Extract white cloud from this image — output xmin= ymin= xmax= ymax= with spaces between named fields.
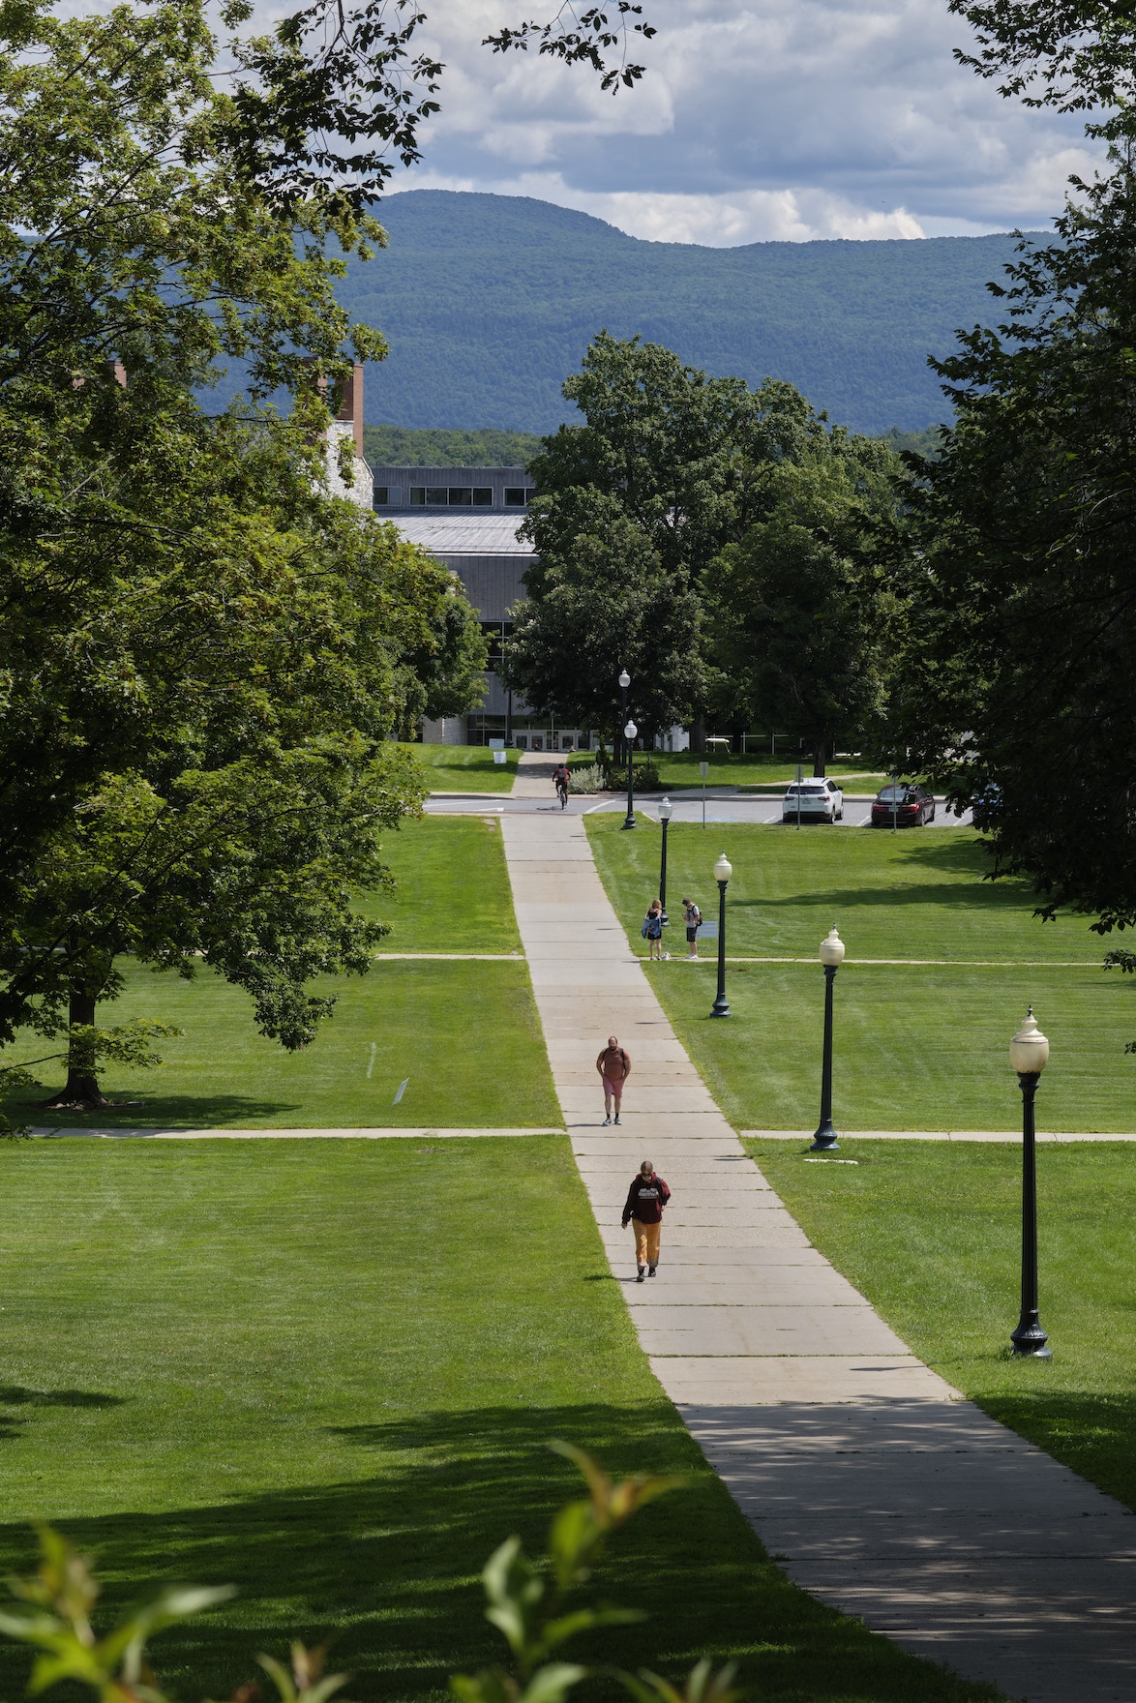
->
xmin=235 ymin=0 xmax=1110 ymax=242
xmin=393 ymin=171 xmax=928 ymax=243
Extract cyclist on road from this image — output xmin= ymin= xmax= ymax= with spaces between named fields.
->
xmin=552 ymin=762 xmax=570 ymax=808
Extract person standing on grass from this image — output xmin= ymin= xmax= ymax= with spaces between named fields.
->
xmin=682 ymin=896 xmax=702 ymax=960
xmin=622 ymin=1160 xmax=670 ymax=1281
xmin=596 ymin=1035 xmax=631 ymax=1125
xmin=643 ymin=898 xmax=665 ymax=960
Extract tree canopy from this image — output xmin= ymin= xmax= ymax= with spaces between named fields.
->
xmin=502 ymin=332 xmax=904 ymax=762
xmin=0 ymin=0 xmax=632 ymax=1111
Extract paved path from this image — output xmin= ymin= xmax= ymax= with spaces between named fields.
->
xmin=501 ymin=810 xmax=1136 ymax=1703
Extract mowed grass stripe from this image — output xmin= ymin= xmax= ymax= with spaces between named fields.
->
xmin=630 ymin=960 xmax=1136 ymax=1133
xmin=0 ymin=1142 xmax=999 ymax=1703
xmin=587 ymin=816 xmax=1105 ymax=963
xmin=3 ymin=959 xmax=559 ymax=1129
xmin=585 ymin=817 xmax=1135 ymax=1132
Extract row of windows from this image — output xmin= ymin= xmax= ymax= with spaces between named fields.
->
xmin=372 ymin=485 xmax=537 ymax=507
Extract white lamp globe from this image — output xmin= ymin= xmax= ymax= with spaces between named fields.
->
xmin=714 ymin=851 xmax=733 ymax=884
xmin=625 ymin=720 xmax=637 ymax=740
xmin=819 ymin=925 xmax=846 ymax=968
xmin=618 ymin=670 xmax=631 ymax=689
xmin=658 ymin=796 xmax=673 ymax=821
xmin=1010 ymin=1007 xmax=1049 ymax=1075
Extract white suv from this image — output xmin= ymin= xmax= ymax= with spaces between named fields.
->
xmin=782 ymin=778 xmax=844 ymax=823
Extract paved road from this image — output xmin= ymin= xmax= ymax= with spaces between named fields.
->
xmin=428 ymin=791 xmax=974 ymax=827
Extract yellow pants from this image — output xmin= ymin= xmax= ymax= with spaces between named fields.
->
xmin=633 ymin=1218 xmax=661 ymax=1267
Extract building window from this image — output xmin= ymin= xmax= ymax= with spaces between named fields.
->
xmin=480 ymin=619 xmax=512 ymax=670
xmin=505 ymin=488 xmax=525 ymax=506
xmin=473 ymin=488 xmax=492 ymax=505
xmin=526 ymin=488 xmax=537 ymax=504
xmin=373 ymin=486 xmax=400 ymax=506
xmin=449 ymin=487 xmax=472 ymax=505
xmin=409 ymin=487 xmax=425 ymax=505
xmin=426 ymin=487 xmax=448 ymax=503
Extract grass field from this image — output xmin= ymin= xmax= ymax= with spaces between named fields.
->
xmin=586 ymin=820 xmax=1136 ymax=1131
xmin=627 ymin=751 xmax=887 ymax=791
xmin=5 ymin=818 xmax=537 ymax=1128
xmin=359 ymin=817 xmax=520 ymax=954
xmin=4 ymin=960 xmax=557 ymax=1129
xmin=752 ymin=1138 xmax=1136 ymax=1516
xmin=403 ymin=743 xmax=518 ymax=793
xmin=0 ymin=1141 xmax=1001 ymax=1703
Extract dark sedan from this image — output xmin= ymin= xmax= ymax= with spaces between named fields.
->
xmin=871 ymin=783 xmax=936 ymax=827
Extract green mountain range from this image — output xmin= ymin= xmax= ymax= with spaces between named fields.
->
xmin=333 ymin=191 xmax=1043 ymax=438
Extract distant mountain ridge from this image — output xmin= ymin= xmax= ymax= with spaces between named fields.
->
xmin=211 ymin=192 xmax=1040 ymax=438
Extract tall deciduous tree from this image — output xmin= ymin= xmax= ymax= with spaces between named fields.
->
xmin=886 ymin=153 xmax=1136 ymax=933
xmin=501 ymin=333 xmax=837 ymax=745
xmin=704 ymin=441 xmax=904 ymax=776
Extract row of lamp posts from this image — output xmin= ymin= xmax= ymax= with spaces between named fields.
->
xmin=618 ymin=665 xmax=1051 ymax=1361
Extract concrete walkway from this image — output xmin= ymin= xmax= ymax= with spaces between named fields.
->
xmin=501 ymin=811 xmax=1136 ymax=1703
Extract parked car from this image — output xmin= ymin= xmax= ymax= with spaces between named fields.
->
xmin=782 ymin=778 xmax=844 ymax=823
xmin=871 ymin=783 xmax=936 ymax=827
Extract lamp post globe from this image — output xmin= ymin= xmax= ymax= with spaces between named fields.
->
xmin=1009 ymin=1007 xmax=1052 ymax=1359
xmin=811 ymin=924 xmax=844 ymax=1151
xmin=617 ymin=669 xmax=630 ymax=767
xmin=658 ymin=796 xmax=673 ymax=922
xmin=710 ymin=851 xmax=732 ymax=1018
xmin=622 ymin=718 xmax=638 ymax=831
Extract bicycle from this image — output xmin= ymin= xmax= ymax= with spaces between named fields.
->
xmin=556 ymin=779 xmax=569 ymax=809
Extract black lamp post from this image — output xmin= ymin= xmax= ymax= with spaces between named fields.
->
xmin=709 ymin=851 xmax=732 ymax=1018
xmin=1009 ymin=1008 xmax=1053 ymax=1359
xmin=811 ymin=925 xmax=845 ymax=1151
xmin=623 ymin=717 xmax=637 ymax=830
xmin=618 ymin=668 xmax=630 ymax=767
xmin=658 ymin=796 xmax=672 ymax=923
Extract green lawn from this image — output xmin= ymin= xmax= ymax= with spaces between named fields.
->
xmin=0 ymin=1141 xmax=1001 ymax=1703
xmin=586 ymin=820 xmax=1136 ymax=1131
xmin=751 ymin=1138 xmax=1136 ymax=1517
xmin=5 ymin=818 xmax=533 ymax=1128
xmin=5 ymin=960 xmax=558 ymax=1129
xmin=359 ymin=816 xmax=521 ymax=954
xmin=628 ymin=751 xmax=886 ymax=791
xmin=403 ymin=743 xmax=518 ymax=793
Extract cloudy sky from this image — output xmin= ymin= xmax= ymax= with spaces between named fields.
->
xmin=378 ymin=0 xmax=1102 ymax=244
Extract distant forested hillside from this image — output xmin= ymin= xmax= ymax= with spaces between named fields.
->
xmin=326 ymin=192 xmax=1041 ymax=437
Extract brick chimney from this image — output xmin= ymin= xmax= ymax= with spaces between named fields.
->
xmin=335 ymin=364 xmax=364 ymax=458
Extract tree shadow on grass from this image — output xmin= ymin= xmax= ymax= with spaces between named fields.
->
xmin=0 ymin=1387 xmax=126 ymax=1409
xmin=8 ymin=1093 xmax=302 ymax=1129
xmin=0 ymin=1404 xmax=999 ymax=1703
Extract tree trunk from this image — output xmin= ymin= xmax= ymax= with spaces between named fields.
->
xmin=813 ymin=739 xmax=827 ymax=778
xmin=690 ymin=715 xmax=706 ymax=754
xmin=39 ymin=984 xmax=108 ymax=1109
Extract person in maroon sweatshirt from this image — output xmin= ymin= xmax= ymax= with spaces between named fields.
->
xmin=621 ymin=1160 xmax=671 ymax=1281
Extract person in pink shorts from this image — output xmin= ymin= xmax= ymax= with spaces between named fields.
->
xmin=596 ymin=1035 xmax=631 ymax=1125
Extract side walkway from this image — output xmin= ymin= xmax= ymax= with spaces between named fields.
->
xmin=501 ymin=811 xmax=1136 ymax=1703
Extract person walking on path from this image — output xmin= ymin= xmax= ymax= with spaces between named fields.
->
xmin=682 ymin=897 xmax=702 ymax=960
xmin=622 ymin=1160 xmax=671 ymax=1281
xmin=642 ymin=898 xmax=665 ymax=961
xmin=596 ymin=1035 xmax=631 ymax=1125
